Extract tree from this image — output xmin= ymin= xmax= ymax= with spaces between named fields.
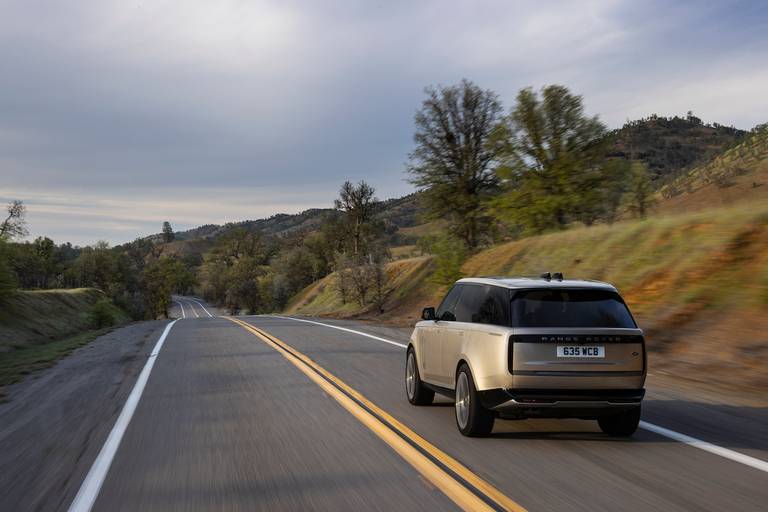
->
xmin=491 ymin=85 xmax=609 ymax=233
xmin=196 ymin=228 xmax=273 ymax=308
xmin=624 ymin=162 xmax=655 ymax=219
xmin=140 ymin=257 xmax=193 ymax=318
xmin=334 ymin=181 xmax=380 ymax=256
xmin=0 ymin=241 xmax=16 ymax=297
xmin=423 ymin=234 xmax=467 ymax=285
xmin=408 ymin=79 xmax=503 ymax=249
xmin=162 ymin=221 xmax=175 ymax=243
xmin=0 ymin=200 xmax=28 ymax=240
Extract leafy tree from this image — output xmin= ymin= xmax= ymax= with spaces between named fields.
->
xmin=0 ymin=200 xmax=28 ymax=240
xmin=408 ymin=79 xmax=503 ymax=249
xmin=140 ymin=257 xmax=193 ymax=318
xmin=422 ymin=234 xmax=466 ymax=285
xmin=624 ymin=162 xmax=655 ymax=219
xmin=226 ymin=257 xmax=266 ymax=314
xmin=0 ymin=241 xmax=17 ymax=297
xmin=197 ymin=228 xmax=274 ymax=311
xmin=162 ymin=221 xmax=175 ymax=243
xmin=491 ymin=85 xmax=608 ymax=234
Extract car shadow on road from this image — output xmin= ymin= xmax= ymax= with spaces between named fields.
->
xmin=428 ymin=399 xmax=768 ymax=450
xmin=486 ymin=400 xmax=768 ymax=452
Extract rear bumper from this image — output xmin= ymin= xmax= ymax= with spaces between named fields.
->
xmin=478 ymin=388 xmax=644 ymax=418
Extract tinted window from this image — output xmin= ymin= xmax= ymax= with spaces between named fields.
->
xmin=436 ymin=285 xmax=463 ymax=321
xmin=453 ymin=285 xmax=510 ymax=327
xmin=511 ymin=289 xmax=636 ymax=328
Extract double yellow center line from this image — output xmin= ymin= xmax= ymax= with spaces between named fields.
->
xmin=227 ymin=316 xmax=526 ymax=512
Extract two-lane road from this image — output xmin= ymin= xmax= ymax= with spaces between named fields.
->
xmin=58 ymin=309 xmax=768 ymax=510
xmin=170 ymin=296 xmax=219 ymax=319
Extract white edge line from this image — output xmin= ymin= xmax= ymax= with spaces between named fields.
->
xmin=271 ymin=316 xmax=768 ymax=474
xmin=267 ymin=315 xmax=407 ymax=348
xmin=189 ymin=298 xmax=213 ymax=317
xmin=639 ymin=421 xmax=768 ymax=473
xmin=172 ymin=300 xmax=186 ymax=319
xmin=68 ymin=320 xmax=178 ymax=512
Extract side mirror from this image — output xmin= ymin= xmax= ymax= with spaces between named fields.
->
xmin=421 ymin=307 xmax=436 ymax=321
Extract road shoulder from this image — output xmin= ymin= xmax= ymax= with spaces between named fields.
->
xmin=0 ymin=320 xmax=169 ymax=512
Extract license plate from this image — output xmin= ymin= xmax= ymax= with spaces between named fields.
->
xmin=557 ymin=346 xmax=604 ymax=358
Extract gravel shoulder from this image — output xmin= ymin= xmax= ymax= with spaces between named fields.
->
xmin=0 ymin=320 xmax=169 ymax=512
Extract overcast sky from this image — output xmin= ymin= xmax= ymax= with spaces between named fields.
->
xmin=1 ymin=0 xmax=767 ymax=246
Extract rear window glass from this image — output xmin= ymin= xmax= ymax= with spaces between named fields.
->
xmin=511 ymin=289 xmax=636 ymax=328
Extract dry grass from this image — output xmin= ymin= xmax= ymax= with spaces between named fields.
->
xmin=288 ymin=201 xmax=768 ymax=387
xmin=656 ymin=129 xmax=768 ymax=214
xmin=286 ymin=256 xmax=440 ymax=324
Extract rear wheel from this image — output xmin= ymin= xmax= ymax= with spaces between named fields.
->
xmin=405 ymin=348 xmax=434 ymax=405
xmin=455 ymin=364 xmax=495 ymax=437
xmin=598 ymin=406 xmax=641 ymax=436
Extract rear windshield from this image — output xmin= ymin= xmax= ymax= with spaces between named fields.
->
xmin=511 ymin=289 xmax=636 ymax=328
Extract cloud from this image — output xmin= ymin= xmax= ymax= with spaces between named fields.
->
xmin=0 ymin=0 xmax=766 ymax=244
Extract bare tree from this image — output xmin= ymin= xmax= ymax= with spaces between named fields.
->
xmin=334 ymin=181 xmax=379 ymax=256
xmin=0 ymin=200 xmax=28 ymax=240
xmin=408 ymin=79 xmax=503 ymax=249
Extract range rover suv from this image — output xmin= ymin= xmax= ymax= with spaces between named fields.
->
xmin=405 ymin=274 xmax=646 ymax=437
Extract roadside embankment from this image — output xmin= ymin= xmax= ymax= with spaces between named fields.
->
xmin=287 ymin=201 xmax=768 ymax=388
xmin=0 ymin=288 xmax=130 ymax=394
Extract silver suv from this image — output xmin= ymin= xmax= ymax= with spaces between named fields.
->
xmin=405 ymin=274 xmax=646 ymax=437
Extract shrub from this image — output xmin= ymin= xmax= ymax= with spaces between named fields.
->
xmin=88 ymin=299 xmax=117 ymax=329
xmin=428 ymin=234 xmax=467 ymax=285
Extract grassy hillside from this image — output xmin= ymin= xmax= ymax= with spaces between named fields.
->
xmin=0 ymin=288 xmax=130 ymax=395
xmin=285 ymin=256 xmax=438 ymax=321
xmin=0 ymin=288 xmax=129 ymax=350
xmin=288 ymin=201 xmax=768 ymax=387
xmin=657 ymin=128 xmax=768 ymax=214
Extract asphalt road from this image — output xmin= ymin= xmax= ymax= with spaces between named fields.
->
xmin=3 ymin=301 xmax=767 ymax=511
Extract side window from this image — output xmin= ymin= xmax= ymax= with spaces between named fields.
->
xmin=453 ymin=285 xmax=484 ymax=323
xmin=436 ymin=285 xmax=463 ymax=321
xmin=454 ymin=285 xmax=510 ymax=326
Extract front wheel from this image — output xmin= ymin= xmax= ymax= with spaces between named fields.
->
xmin=598 ymin=406 xmax=641 ymax=436
xmin=455 ymin=364 xmax=495 ymax=437
xmin=405 ymin=348 xmax=434 ymax=405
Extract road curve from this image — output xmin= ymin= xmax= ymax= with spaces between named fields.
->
xmin=5 ymin=311 xmax=767 ymax=511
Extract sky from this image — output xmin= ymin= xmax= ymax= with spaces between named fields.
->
xmin=1 ymin=0 xmax=767 ymax=246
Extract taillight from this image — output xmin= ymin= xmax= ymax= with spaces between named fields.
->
xmin=508 ymin=335 xmax=516 ymax=373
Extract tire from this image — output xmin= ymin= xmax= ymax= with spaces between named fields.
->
xmin=455 ymin=364 xmax=495 ymax=437
xmin=598 ymin=406 xmax=641 ymax=436
xmin=405 ymin=348 xmax=434 ymax=405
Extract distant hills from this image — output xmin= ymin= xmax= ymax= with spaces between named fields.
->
xmin=149 ymin=115 xmax=763 ymax=256
xmin=172 ymin=193 xmax=422 ymax=242
xmin=608 ymin=114 xmax=746 ymax=184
